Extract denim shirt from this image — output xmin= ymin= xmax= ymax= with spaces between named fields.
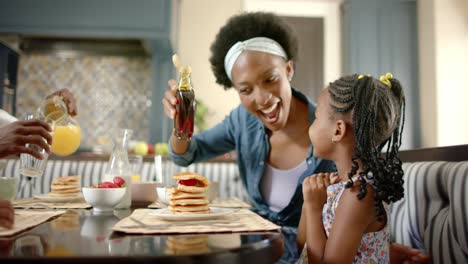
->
xmin=169 ymin=88 xmax=335 ymax=225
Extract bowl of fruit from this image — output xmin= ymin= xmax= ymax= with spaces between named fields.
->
xmin=82 ymin=176 xmax=127 ymax=212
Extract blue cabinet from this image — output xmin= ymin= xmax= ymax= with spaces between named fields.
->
xmin=0 ymin=0 xmax=178 ymax=143
xmin=341 ymin=0 xmax=420 ymax=149
xmin=0 ymin=0 xmax=173 ymax=39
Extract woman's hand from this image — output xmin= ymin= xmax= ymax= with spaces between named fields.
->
xmin=47 ymin=88 xmax=78 ymax=116
xmin=302 ymin=173 xmax=331 ymax=210
xmin=0 ymin=120 xmax=53 ymax=159
xmin=0 ymin=200 xmax=14 ymax=229
xmin=162 ymin=80 xmax=179 ymax=119
xmin=390 ymin=243 xmax=431 ymax=264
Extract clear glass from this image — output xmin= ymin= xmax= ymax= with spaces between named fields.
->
xmin=0 ymin=177 xmax=18 ymax=200
xmin=104 ymin=129 xmax=133 ymax=209
xmin=19 ymin=114 xmax=55 ymax=196
xmin=37 ymin=96 xmax=81 ymax=156
xmin=128 ymin=154 xmax=143 ymax=183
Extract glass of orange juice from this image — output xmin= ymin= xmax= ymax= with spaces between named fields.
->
xmin=38 ymin=97 xmax=81 ymax=156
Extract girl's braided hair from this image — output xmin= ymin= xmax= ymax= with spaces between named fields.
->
xmin=328 ymin=74 xmax=406 ymax=219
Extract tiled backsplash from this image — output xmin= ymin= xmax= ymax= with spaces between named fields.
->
xmin=17 ymin=54 xmax=153 ymax=150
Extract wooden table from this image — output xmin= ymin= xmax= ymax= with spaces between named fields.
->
xmin=0 ymin=207 xmax=283 ymax=263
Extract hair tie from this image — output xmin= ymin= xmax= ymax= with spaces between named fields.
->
xmin=379 ymin=72 xmax=393 ymax=88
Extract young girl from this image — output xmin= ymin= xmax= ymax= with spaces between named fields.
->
xmin=297 ymin=73 xmax=406 ymax=263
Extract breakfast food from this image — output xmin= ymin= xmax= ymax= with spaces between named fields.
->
xmin=168 ymin=172 xmax=210 ymax=214
xmin=165 ymin=236 xmax=209 ymax=255
xmin=90 ymin=176 xmax=126 ymax=188
xmin=49 ymin=175 xmax=81 ymax=197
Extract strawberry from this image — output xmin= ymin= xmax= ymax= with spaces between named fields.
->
xmin=113 ymin=176 xmax=126 ymax=187
xmin=98 ymin=182 xmax=119 ymax=188
xmin=179 ymin=179 xmax=197 ymax=186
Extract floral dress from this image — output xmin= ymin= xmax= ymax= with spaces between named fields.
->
xmin=297 ymin=181 xmax=390 ymax=264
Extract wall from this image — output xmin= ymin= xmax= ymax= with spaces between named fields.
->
xmin=177 ymin=0 xmax=242 ymax=129
xmin=418 ymin=0 xmax=468 ymax=147
xmin=244 ymin=0 xmax=342 ymax=86
xmin=16 ymin=54 xmax=152 ymax=150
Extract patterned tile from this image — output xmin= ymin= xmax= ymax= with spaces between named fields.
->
xmin=17 ymin=54 xmax=152 ymax=149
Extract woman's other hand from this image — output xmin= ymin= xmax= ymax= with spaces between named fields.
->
xmin=0 ymin=199 xmax=14 ymax=229
xmin=0 ymin=120 xmax=53 ymax=159
xmin=47 ymin=88 xmax=78 ymax=116
xmin=390 ymin=243 xmax=431 ymax=264
xmin=162 ymin=80 xmax=179 ymax=119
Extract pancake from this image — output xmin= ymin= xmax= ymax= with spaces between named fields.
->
xmin=169 ymin=172 xmax=211 ymax=214
xmin=168 ymin=204 xmax=210 ymax=212
xmin=49 ymin=175 xmax=81 ymax=197
xmin=169 ymin=198 xmax=209 ymax=206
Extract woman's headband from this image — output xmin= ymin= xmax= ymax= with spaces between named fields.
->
xmin=224 ymin=37 xmax=288 ymax=81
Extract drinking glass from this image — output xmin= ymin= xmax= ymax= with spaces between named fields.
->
xmin=128 ymin=154 xmax=143 ymax=183
xmin=19 ymin=114 xmax=55 ymax=197
xmin=0 ymin=177 xmax=18 ymax=200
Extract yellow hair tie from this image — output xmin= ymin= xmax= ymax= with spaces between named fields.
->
xmin=379 ymin=72 xmax=393 ymax=88
xmin=358 ymin=74 xmax=371 ymax=79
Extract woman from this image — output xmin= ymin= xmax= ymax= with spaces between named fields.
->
xmin=163 ymin=12 xmax=428 ymax=264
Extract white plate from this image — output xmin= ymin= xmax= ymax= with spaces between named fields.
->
xmin=34 ymin=193 xmax=83 ymax=203
xmin=149 ymin=207 xmax=237 ymax=221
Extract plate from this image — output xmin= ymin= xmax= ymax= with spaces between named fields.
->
xmin=149 ymin=207 xmax=237 ymax=221
xmin=34 ymin=193 xmax=83 ymax=203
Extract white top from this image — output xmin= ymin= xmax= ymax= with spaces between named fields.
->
xmin=261 ymin=160 xmax=307 ymax=212
xmin=0 ymin=109 xmax=17 ymax=127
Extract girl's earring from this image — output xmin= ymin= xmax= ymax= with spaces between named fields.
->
xmin=331 ymin=138 xmax=336 ymax=143
xmin=288 ymin=75 xmax=293 ymax=82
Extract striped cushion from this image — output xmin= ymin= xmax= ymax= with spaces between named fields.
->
xmin=389 ymin=161 xmax=468 ymax=264
xmin=2 ymin=159 xmax=249 ymax=202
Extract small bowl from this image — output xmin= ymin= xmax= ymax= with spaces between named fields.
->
xmin=156 ymin=187 xmax=170 ymax=205
xmin=131 ymin=182 xmax=160 ymax=202
xmin=82 ymin=187 xmax=126 ymax=212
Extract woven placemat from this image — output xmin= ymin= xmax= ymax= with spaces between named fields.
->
xmin=12 ymin=198 xmax=91 ymax=209
xmin=113 ymin=208 xmax=279 ymax=234
xmin=148 ymin=197 xmax=251 ymax=209
xmin=0 ymin=210 xmax=66 ymax=237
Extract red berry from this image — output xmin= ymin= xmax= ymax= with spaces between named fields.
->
xmin=98 ymin=182 xmax=119 ymax=188
xmin=179 ymin=179 xmax=197 ymax=186
xmin=113 ymin=176 xmax=126 ymax=187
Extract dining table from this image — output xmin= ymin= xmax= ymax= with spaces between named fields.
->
xmin=0 ymin=203 xmax=284 ymax=264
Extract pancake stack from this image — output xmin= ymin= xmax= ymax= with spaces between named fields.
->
xmin=167 ymin=172 xmax=210 ymax=214
xmin=49 ymin=175 xmax=81 ymax=197
xmin=164 ymin=236 xmax=209 ymax=255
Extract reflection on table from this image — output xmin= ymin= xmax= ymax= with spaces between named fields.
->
xmin=0 ymin=207 xmax=283 ymax=263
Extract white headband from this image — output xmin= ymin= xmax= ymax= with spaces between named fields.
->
xmin=224 ymin=37 xmax=288 ymax=81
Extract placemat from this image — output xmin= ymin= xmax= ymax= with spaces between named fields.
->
xmin=0 ymin=210 xmax=66 ymax=237
xmin=12 ymin=198 xmax=91 ymax=209
xmin=113 ymin=208 xmax=279 ymax=234
xmin=148 ymin=197 xmax=251 ymax=209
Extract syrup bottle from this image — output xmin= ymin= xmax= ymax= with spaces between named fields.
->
xmin=174 ymin=65 xmax=196 ymax=140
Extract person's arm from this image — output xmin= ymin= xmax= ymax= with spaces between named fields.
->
xmin=0 ymin=109 xmax=17 ymax=127
xmin=297 ymin=205 xmax=307 ymax=252
xmin=302 ymin=173 xmax=333 ymax=263
xmin=320 ymin=184 xmax=376 ymax=263
xmin=298 ymin=173 xmax=339 ymax=253
xmin=390 ymin=243 xmax=431 ymax=264
xmin=0 ymin=200 xmax=14 ymax=229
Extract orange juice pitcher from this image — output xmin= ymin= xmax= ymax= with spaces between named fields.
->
xmin=38 ymin=96 xmax=81 ymax=156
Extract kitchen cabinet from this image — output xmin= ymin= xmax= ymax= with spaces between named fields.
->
xmin=0 ymin=0 xmax=179 ymax=143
